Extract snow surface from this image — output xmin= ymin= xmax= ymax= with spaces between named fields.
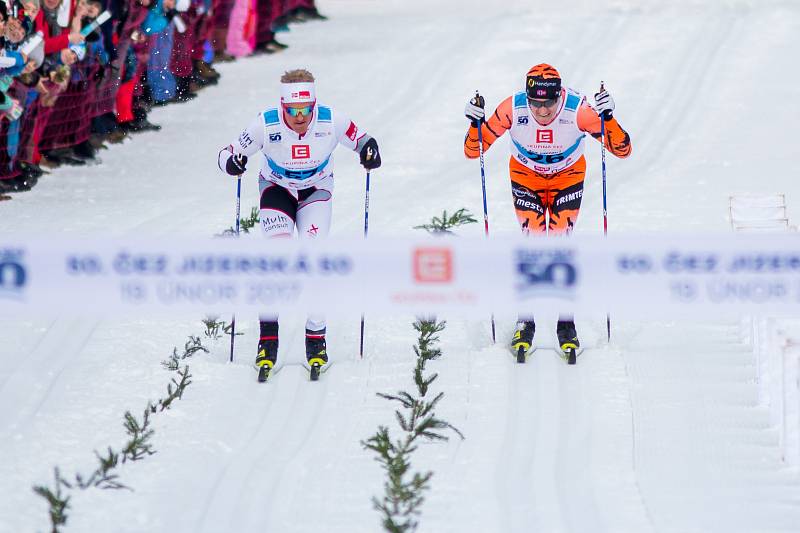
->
xmin=2 ymin=0 xmax=800 ymax=531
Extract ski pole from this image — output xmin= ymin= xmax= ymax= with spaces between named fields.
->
xmin=475 ymin=90 xmax=496 ymax=344
xmin=359 ymin=170 xmax=371 ymax=359
xmin=599 ymin=82 xmax=611 ymax=342
xmin=229 ymin=174 xmax=242 ymax=363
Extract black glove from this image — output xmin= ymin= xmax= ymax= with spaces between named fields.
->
xmin=359 ymin=137 xmax=381 ymax=170
xmin=225 ymin=153 xmax=248 ymax=175
xmin=465 ymin=93 xmax=485 ymax=127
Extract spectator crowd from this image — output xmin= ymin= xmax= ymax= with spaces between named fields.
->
xmin=0 ymin=0 xmax=323 ymax=195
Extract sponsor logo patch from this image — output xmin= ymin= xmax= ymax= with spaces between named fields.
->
xmin=238 ymin=132 xmax=254 ymax=149
xmin=413 ymin=248 xmax=453 ymax=284
xmin=536 ymin=130 xmax=553 ymax=143
xmin=555 ymin=189 xmax=583 ymax=207
xmin=261 ymin=214 xmax=291 ymax=234
xmin=345 ymin=122 xmax=358 ymax=141
xmin=292 ymin=145 xmax=311 ymax=159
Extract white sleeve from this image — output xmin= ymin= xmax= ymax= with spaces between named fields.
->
xmin=217 ymin=115 xmax=264 ymax=172
xmin=333 ymin=111 xmax=366 ymax=152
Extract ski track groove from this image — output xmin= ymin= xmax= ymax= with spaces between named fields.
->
xmin=195 ymin=369 xmax=305 ymax=533
xmin=617 ymin=12 xmax=739 ymax=181
xmin=557 ymin=352 xmax=607 ymax=533
xmin=489 ymin=9 xmax=626 ymax=530
xmin=0 ymin=318 xmax=55 ymax=393
xmin=0 ymin=318 xmax=98 ymax=441
xmin=191 ymin=384 xmax=276 ymax=531
xmin=533 ymin=350 xmax=565 ymax=532
xmin=267 ymin=359 xmax=376 ymax=532
xmin=193 ymin=319 xmax=306 ymax=532
xmin=370 ymin=14 xmax=492 ymax=228
xmin=251 ymin=367 xmax=330 ymax=532
xmin=496 ymin=352 xmax=536 ymax=532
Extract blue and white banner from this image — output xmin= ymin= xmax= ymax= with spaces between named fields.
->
xmin=1 ymin=235 xmax=799 ymax=317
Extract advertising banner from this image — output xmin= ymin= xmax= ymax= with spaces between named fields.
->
xmin=1 ymin=234 xmax=799 ymax=317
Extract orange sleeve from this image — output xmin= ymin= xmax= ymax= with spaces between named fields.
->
xmin=464 ymin=96 xmax=513 ymax=159
xmin=576 ymin=102 xmax=632 ymax=159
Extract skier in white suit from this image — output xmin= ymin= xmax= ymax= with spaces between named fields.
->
xmin=218 ymin=68 xmax=381 ymax=382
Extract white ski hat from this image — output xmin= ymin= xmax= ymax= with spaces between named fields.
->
xmin=280 ymin=82 xmax=315 ymax=104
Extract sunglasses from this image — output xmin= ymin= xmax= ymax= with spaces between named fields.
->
xmin=283 ymin=104 xmax=314 ymax=117
xmin=527 ymin=98 xmax=559 ymax=109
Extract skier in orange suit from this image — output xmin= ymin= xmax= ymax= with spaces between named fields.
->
xmin=463 ymin=63 xmax=632 ymax=358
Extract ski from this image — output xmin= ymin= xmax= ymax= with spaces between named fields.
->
xmin=561 ymin=347 xmax=577 ymax=365
xmin=310 ymin=362 xmax=321 ymax=381
xmin=257 ymin=364 xmax=272 ymax=382
xmin=510 ymin=344 xmax=535 ymax=363
xmin=303 ymin=360 xmax=332 ymax=381
xmin=557 ymin=345 xmax=580 ymax=365
xmin=253 ymin=361 xmax=331 ymax=382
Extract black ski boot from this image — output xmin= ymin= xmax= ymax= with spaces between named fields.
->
xmin=556 ymin=320 xmax=580 ymax=365
xmin=510 ymin=320 xmax=535 ymax=363
xmin=305 ymin=329 xmax=328 ymax=381
xmin=256 ymin=337 xmax=278 ymax=382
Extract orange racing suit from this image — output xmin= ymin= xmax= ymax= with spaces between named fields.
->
xmin=465 ymin=87 xmax=631 ymax=234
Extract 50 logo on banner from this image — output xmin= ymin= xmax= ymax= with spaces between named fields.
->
xmin=514 ymin=247 xmax=577 ymax=299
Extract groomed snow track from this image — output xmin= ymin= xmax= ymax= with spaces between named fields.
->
xmin=3 ymin=0 xmax=800 ymax=531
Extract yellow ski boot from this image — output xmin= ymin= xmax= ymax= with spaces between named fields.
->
xmin=256 ymin=338 xmax=278 ymax=382
xmin=510 ymin=320 xmax=535 ymax=364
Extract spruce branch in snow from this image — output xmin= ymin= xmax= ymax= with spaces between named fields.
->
xmin=363 ymin=317 xmax=463 ymax=532
xmin=162 ymin=349 xmax=181 ymax=371
xmin=202 ymin=317 xmax=243 ymax=341
xmin=153 ymin=366 xmax=192 ymax=412
xmin=362 ymin=427 xmax=432 ymax=533
xmin=32 ymin=467 xmax=70 ymax=533
xmin=413 ymin=208 xmax=477 ymax=235
xmin=202 ymin=316 xmax=224 ymax=340
xmin=183 ymin=336 xmax=209 ymax=358
xmin=73 ymin=448 xmax=128 ymax=490
xmin=121 ymin=409 xmax=156 ymax=462
xmin=161 ymin=335 xmax=209 ymax=370
xmin=412 ymin=319 xmax=445 ymax=397
xmin=219 ymin=206 xmax=259 ymax=235
xmin=34 ymin=351 xmax=195 ymax=532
